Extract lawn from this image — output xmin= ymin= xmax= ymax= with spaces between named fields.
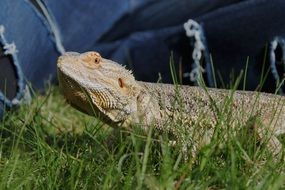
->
xmin=0 ymin=86 xmax=284 ymax=189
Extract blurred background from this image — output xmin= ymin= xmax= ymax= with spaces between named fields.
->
xmin=1 ymin=0 xmax=285 ymax=116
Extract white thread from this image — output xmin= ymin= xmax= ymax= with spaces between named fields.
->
xmin=184 ymin=20 xmax=199 ymax=36
xmin=184 ymin=19 xmax=205 ymax=82
xmin=22 ymin=85 xmax=32 ymax=104
xmin=269 ymin=37 xmax=284 ymax=94
xmin=11 ymin=99 xmax=20 ymax=105
xmin=192 ymin=49 xmax=202 ymax=60
xmin=272 ymin=39 xmax=278 ymax=49
xmin=4 ymin=42 xmax=18 ymax=55
xmin=0 ymin=25 xmax=4 ymax=34
xmin=195 ymin=39 xmax=205 ymax=50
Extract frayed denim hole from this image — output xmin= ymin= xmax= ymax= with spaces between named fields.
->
xmin=0 ymin=25 xmax=25 ymax=106
xmin=184 ymin=19 xmax=212 ymax=86
xmin=167 ymin=34 xmax=203 ymax=86
xmin=188 ymin=38 xmax=208 ymax=85
xmin=181 ymin=41 xmax=209 ymax=86
xmin=0 ymin=42 xmax=18 ymax=101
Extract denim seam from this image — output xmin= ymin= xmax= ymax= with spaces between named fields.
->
xmin=270 ymin=37 xmax=285 ymax=94
xmin=0 ymin=25 xmax=25 ymax=107
xmin=24 ymin=0 xmax=65 ymax=55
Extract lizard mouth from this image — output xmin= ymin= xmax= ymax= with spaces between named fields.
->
xmin=57 ymin=52 xmax=84 ymax=84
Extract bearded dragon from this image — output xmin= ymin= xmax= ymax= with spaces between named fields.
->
xmin=57 ymin=51 xmax=285 ymax=156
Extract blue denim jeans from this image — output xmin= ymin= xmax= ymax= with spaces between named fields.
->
xmin=1 ymin=0 xmax=285 ymax=119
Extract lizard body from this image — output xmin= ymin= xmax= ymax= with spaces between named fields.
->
xmin=57 ymin=51 xmax=285 ymax=155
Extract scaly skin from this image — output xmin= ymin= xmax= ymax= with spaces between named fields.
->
xmin=57 ymin=51 xmax=285 ymax=155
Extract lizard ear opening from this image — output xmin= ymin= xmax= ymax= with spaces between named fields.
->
xmin=136 ymin=89 xmax=151 ymax=109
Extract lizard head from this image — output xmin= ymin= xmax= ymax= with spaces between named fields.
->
xmin=57 ymin=51 xmax=143 ymax=125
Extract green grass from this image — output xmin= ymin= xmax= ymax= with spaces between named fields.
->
xmin=0 ymin=86 xmax=284 ymax=190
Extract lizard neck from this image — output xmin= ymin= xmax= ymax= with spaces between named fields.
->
xmin=121 ymin=82 xmax=162 ymax=129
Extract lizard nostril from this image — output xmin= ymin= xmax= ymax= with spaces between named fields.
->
xmin=92 ymin=52 xmax=102 ymax=64
xmin=94 ymin=57 xmax=100 ymax=64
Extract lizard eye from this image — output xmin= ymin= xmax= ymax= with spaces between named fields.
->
xmin=118 ymin=78 xmax=124 ymax=88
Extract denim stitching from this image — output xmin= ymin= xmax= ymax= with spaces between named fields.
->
xmin=24 ymin=0 xmax=65 ymax=55
xmin=0 ymin=25 xmax=25 ymax=107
